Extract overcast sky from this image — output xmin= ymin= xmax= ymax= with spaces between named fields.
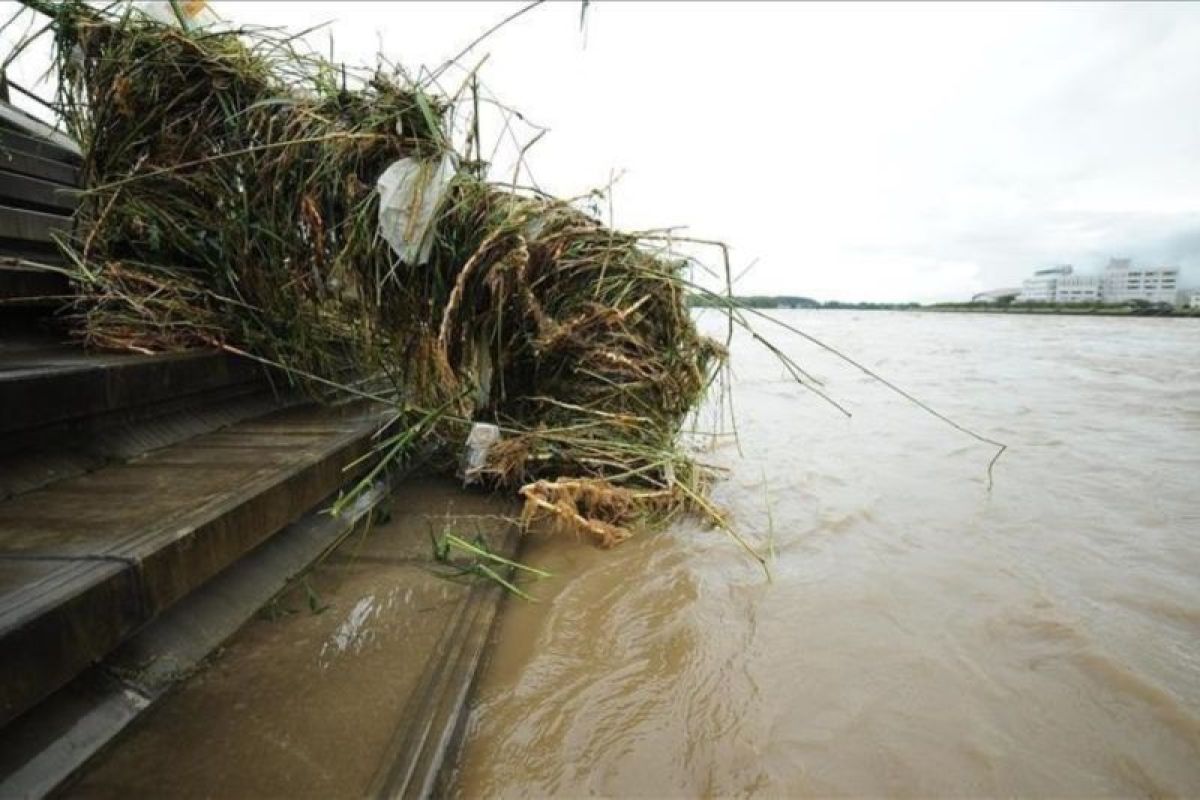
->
xmin=5 ymin=1 xmax=1199 ymax=301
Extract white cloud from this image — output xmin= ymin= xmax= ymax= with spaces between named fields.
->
xmin=5 ymin=0 xmax=1198 ymax=301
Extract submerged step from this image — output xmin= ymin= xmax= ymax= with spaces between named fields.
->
xmin=0 ymin=476 xmax=394 ymax=799
xmin=49 ymin=478 xmax=520 ymax=799
xmin=0 ymin=402 xmax=388 ymax=727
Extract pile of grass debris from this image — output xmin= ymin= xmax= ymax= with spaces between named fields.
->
xmin=31 ymin=0 xmax=735 ymax=550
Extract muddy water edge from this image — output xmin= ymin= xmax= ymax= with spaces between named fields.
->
xmin=65 ymin=478 xmax=519 ymax=799
xmin=59 ymin=311 xmax=1200 ymax=798
xmin=452 ymin=310 xmax=1200 ymax=797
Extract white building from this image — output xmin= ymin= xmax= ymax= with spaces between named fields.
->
xmin=1100 ymin=258 xmax=1179 ymax=304
xmin=1018 ymin=265 xmax=1073 ymax=302
xmin=1188 ymin=291 xmax=1200 ymax=310
xmin=1015 ymin=259 xmax=1181 ymax=305
xmin=1054 ymin=273 xmax=1101 ymax=303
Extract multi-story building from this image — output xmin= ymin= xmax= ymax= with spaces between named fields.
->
xmin=1014 ymin=259 xmax=1180 ymax=305
xmin=1053 ymin=273 xmax=1101 ymax=303
xmin=1100 ymin=258 xmax=1179 ymax=304
xmin=1018 ymin=265 xmax=1073 ymax=302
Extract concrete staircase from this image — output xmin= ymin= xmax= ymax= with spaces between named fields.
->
xmin=0 ymin=98 xmax=397 ymax=794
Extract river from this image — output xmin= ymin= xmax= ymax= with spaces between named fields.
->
xmin=453 ymin=310 xmax=1200 ymax=797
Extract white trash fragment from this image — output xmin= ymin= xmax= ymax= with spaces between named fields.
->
xmin=459 ymin=422 xmax=500 ymax=486
xmin=375 ymin=152 xmax=457 ymax=265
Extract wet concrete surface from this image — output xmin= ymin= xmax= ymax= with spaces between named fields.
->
xmin=0 ymin=403 xmax=383 ymax=726
xmin=0 ymin=335 xmax=263 ymax=436
xmin=63 ymin=477 xmax=519 ymax=799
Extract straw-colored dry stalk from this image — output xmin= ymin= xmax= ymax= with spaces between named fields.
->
xmin=518 ymin=478 xmax=678 ymax=548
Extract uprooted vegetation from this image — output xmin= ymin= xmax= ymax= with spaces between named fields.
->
xmin=22 ymin=0 xmax=771 ymax=558
xmin=10 ymin=0 xmax=1010 ymax=569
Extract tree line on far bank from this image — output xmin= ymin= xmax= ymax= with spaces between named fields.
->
xmin=687 ymin=294 xmax=1195 ymax=315
xmin=687 ymin=295 xmax=921 ymax=310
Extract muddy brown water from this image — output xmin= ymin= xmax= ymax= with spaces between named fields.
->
xmin=68 ymin=478 xmax=517 ymax=799
xmin=452 ymin=311 xmax=1200 ymax=797
xmin=66 ymin=311 xmax=1199 ymax=798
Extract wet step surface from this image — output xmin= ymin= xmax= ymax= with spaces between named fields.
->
xmin=0 ymin=335 xmax=264 ymax=436
xmin=64 ymin=478 xmax=521 ymax=800
xmin=0 ymin=402 xmax=385 ymax=726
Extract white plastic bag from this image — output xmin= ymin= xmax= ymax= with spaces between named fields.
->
xmin=459 ymin=422 xmax=500 ymax=486
xmin=375 ymin=153 xmax=457 ymax=265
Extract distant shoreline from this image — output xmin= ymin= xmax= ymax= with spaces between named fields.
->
xmin=920 ymin=305 xmax=1200 ymax=318
xmin=688 ymin=295 xmax=1200 ymax=318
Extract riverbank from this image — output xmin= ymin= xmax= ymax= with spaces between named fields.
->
xmin=689 ymin=295 xmax=1200 ymax=317
xmin=923 ymin=303 xmax=1200 ymax=317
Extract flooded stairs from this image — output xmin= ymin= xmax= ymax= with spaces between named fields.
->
xmin=0 ymin=98 xmax=390 ymax=738
xmin=0 ymin=96 xmax=515 ymax=799
xmin=0 ymin=114 xmax=396 ymax=787
xmin=0 ymin=360 xmax=386 ymax=726
xmin=0 ymin=335 xmax=397 ymax=794
xmin=0 ymin=337 xmax=516 ymax=798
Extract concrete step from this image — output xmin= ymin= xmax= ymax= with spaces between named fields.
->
xmin=368 ymin=527 xmax=518 ymax=800
xmin=0 ymin=474 xmax=396 ymax=799
xmin=0 ymin=261 xmax=68 ymax=308
xmin=0 ymin=335 xmax=288 ymax=502
xmin=0 ymin=98 xmax=79 ymax=313
xmin=25 ymin=478 xmax=519 ymax=800
xmin=0 ymin=204 xmax=70 ymax=246
xmin=0 ymin=107 xmax=83 ymax=165
xmin=0 ymin=400 xmax=388 ymax=727
xmin=0 ymin=146 xmax=79 ymax=187
xmin=0 ymin=171 xmax=78 ymax=214
xmin=0 ymin=335 xmax=266 ymax=437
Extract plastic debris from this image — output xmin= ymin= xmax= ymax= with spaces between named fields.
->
xmin=460 ymin=422 xmax=501 ymax=486
xmin=376 ymin=153 xmax=457 ymax=265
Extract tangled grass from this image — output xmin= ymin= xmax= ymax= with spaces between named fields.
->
xmin=29 ymin=0 xmax=752 ymax=557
